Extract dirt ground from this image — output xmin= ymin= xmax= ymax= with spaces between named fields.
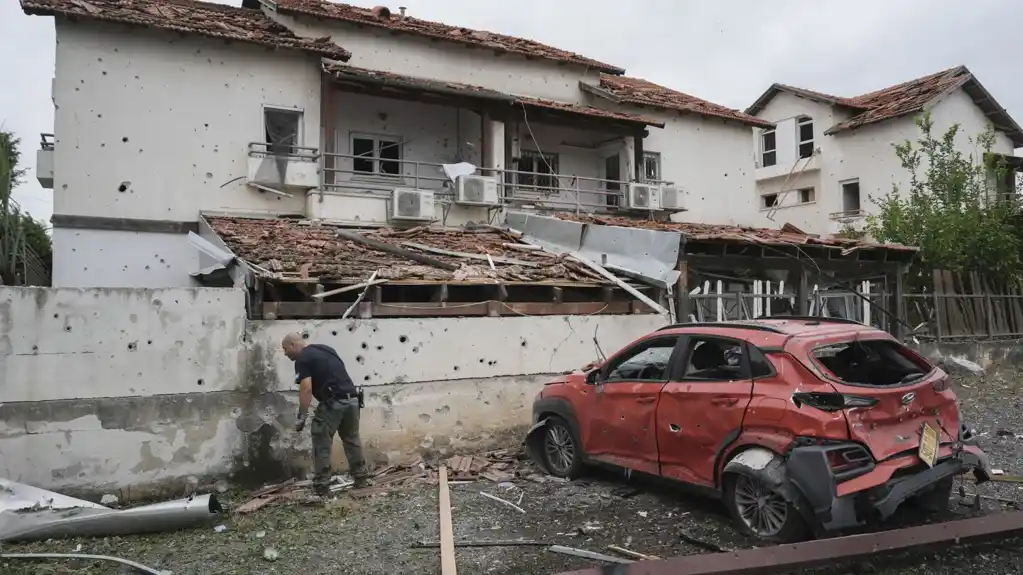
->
xmin=4 ymin=371 xmax=1023 ymax=575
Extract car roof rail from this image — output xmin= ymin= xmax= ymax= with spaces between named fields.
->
xmin=656 ymin=321 xmax=786 ymax=334
xmin=764 ymin=315 xmax=865 ymax=326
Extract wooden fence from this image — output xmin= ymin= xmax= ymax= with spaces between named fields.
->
xmin=905 ymin=270 xmax=1023 ymax=339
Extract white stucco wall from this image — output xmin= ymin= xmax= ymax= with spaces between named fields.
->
xmin=748 ymin=88 xmax=1017 ymax=235
xmin=51 ymin=228 xmax=199 ymax=288
xmin=271 ymin=12 xmax=602 ymax=103
xmin=0 ymin=287 xmax=663 ymax=494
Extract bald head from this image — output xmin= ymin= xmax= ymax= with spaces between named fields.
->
xmin=281 ymin=332 xmax=307 ymax=360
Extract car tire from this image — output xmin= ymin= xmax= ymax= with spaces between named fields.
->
xmin=541 ymin=416 xmax=584 ymax=480
xmin=723 ymin=469 xmax=809 ymax=543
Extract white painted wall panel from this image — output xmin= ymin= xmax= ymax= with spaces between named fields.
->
xmin=51 ymin=228 xmax=199 ymax=288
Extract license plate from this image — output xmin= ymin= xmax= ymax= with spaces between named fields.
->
xmin=918 ymin=422 xmax=939 ymax=468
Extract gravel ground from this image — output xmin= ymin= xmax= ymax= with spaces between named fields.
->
xmin=3 ymin=371 xmax=1023 ymax=575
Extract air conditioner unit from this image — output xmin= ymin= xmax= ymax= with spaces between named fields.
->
xmin=390 ymin=189 xmax=436 ymax=222
xmin=660 ymin=186 xmax=685 ymax=211
xmin=625 ymin=183 xmax=661 ymax=211
xmin=455 ymin=174 xmax=500 ymax=206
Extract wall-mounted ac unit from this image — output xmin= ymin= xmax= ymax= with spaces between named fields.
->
xmin=390 ymin=189 xmax=436 ymax=222
xmin=660 ymin=186 xmax=685 ymax=211
xmin=455 ymin=175 xmax=500 ymax=206
xmin=625 ymin=183 xmax=661 ymax=211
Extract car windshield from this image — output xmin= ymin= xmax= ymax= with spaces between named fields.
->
xmin=811 ymin=339 xmax=932 ymax=386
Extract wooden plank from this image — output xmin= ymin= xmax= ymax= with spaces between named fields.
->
xmin=941 ymin=270 xmax=966 ymax=336
xmin=439 ymin=466 xmax=458 ymax=575
xmin=312 ymin=279 xmax=389 ymax=299
xmin=335 ymin=228 xmax=459 ymax=271
xmin=569 ymin=253 xmax=670 ymax=316
xmin=263 ymin=301 xmax=640 ymax=318
xmin=401 ymin=242 xmax=540 ymax=267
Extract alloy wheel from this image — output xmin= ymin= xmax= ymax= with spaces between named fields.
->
xmin=544 ymin=423 xmax=575 ymax=475
xmin=733 ymin=474 xmax=789 ymax=537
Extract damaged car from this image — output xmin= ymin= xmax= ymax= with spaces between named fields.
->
xmin=525 ymin=317 xmax=991 ymax=542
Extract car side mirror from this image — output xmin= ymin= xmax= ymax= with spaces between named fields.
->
xmin=586 ymin=369 xmax=603 ymax=385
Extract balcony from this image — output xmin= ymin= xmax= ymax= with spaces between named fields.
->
xmin=246 ymin=142 xmax=320 ymax=194
xmin=828 ymin=209 xmax=867 ymax=235
xmin=755 ymin=153 xmax=820 ymax=182
xmin=311 ymin=152 xmax=681 ymax=226
xmin=36 ymin=133 xmax=54 ymax=189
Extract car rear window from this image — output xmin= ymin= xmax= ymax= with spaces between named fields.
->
xmin=811 ymin=339 xmax=933 ymax=386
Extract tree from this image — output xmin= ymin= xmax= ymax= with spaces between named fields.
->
xmin=1 ymin=129 xmax=52 ymax=284
xmin=866 ymin=113 xmax=1021 ymax=286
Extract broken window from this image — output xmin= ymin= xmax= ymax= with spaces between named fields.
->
xmin=761 ymin=193 xmax=779 ymax=209
xmin=643 ymin=152 xmax=661 ymax=182
xmin=797 ymin=117 xmax=814 ymax=159
xmin=517 ymin=150 xmax=559 ymax=193
xmin=605 ymin=336 xmax=678 ymax=383
xmin=604 ymin=154 xmax=621 ymax=208
xmin=682 ymin=337 xmax=744 ymax=381
xmin=798 ymin=187 xmax=815 ymax=204
xmin=811 ymin=340 xmax=932 ymax=386
xmin=351 ymin=134 xmax=403 ymax=176
xmin=264 ymin=107 xmax=303 ymax=155
xmin=841 ymin=180 xmax=861 ymax=213
xmin=761 ymin=129 xmax=776 ymax=167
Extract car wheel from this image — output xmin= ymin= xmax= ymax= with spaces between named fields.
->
xmin=542 ymin=416 xmax=584 ymax=479
xmin=724 ymin=471 xmax=808 ymax=543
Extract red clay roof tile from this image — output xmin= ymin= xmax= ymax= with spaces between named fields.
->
xmin=21 ymin=0 xmax=351 ymax=61
xmin=597 ymin=75 xmax=774 ymax=129
xmin=269 ymin=0 xmax=624 ymax=74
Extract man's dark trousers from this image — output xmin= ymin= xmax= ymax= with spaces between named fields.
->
xmin=310 ymin=396 xmax=369 ymax=495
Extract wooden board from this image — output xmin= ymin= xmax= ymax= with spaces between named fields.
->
xmin=439 ymin=465 xmax=457 ymax=575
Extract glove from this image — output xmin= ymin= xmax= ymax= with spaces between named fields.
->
xmin=295 ymin=410 xmax=308 ymax=432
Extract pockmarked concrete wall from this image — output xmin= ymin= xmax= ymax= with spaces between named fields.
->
xmin=0 ymin=287 xmax=663 ymax=497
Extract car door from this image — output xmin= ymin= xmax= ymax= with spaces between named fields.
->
xmin=656 ymin=334 xmax=756 ymax=487
xmin=585 ymin=334 xmax=682 ymax=475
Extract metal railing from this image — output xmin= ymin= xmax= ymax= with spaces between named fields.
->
xmin=247 ymin=141 xmax=319 ymax=161
xmin=317 ymin=151 xmax=674 ymax=214
xmin=829 ymin=209 xmax=866 ymax=220
xmin=40 ymin=133 xmax=54 ymax=151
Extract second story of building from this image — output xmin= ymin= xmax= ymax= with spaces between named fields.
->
xmin=743 ymin=66 xmax=1023 ymax=236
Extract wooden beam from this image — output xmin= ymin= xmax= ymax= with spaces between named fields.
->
xmin=438 ymin=466 xmax=457 ymax=575
xmin=335 ymin=229 xmax=458 ymax=271
xmin=263 ymin=300 xmax=641 ymax=318
xmin=569 ymin=253 xmax=670 ymax=317
xmin=401 ymin=242 xmax=540 ymax=267
xmin=684 ymin=253 xmax=900 ymax=276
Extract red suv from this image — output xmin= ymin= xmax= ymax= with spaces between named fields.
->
xmin=524 ymin=317 xmax=990 ymax=542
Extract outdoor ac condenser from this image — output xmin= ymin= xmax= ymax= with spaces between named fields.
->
xmin=390 ymin=189 xmax=436 ymax=222
xmin=455 ymin=175 xmax=500 ymax=206
xmin=660 ymin=186 xmax=685 ymax=211
xmin=625 ymin=183 xmax=661 ymax=211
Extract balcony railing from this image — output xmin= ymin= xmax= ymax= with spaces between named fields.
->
xmin=318 ymin=152 xmax=674 ymax=214
xmin=829 ymin=209 xmax=866 ymax=221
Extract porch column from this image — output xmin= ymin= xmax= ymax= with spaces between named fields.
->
xmin=622 ymin=136 xmax=636 ymax=182
xmin=481 ymin=113 xmax=506 ymax=177
xmin=633 ymin=130 xmax=645 ymax=181
xmin=886 ymin=264 xmax=906 ymax=340
xmin=321 ymin=78 xmax=339 ymax=186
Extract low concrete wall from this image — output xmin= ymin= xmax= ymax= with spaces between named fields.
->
xmin=916 ymin=339 xmax=1023 ymax=377
xmin=0 ymin=287 xmax=662 ymax=497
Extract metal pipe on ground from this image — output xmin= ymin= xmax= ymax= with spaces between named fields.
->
xmin=555 ymin=511 xmax=1023 ymax=575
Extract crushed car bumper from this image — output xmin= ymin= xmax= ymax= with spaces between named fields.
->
xmin=785 ymin=444 xmax=991 ymax=533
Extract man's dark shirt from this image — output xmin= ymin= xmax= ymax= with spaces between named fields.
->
xmin=295 ymin=344 xmax=357 ymax=402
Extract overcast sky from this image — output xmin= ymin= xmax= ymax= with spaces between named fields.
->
xmin=2 ymin=0 xmax=1021 ymax=226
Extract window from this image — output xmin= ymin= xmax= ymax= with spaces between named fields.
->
xmin=605 ymin=154 xmax=621 ymax=208
xmin=351 ymin=134 xmax=402 ymax=176
xmin=748 ymin=345 xmax=775 ymax=379
xmin=761 ymin=193 xmax=779 ymax=209
xmin=517 ymin=150 xmax=559 ymax=192
xmin=797 ymin=117 xmax=814 ymax=159
xmin=812 ymin=340 xmax=932 ymax=386
xmin=605 ymin=337 xmax=678 ymax=382
xmin=798 ymin=187 xmax=815 ymax=204
xmin=841 ymin=180 xmax=861 ymax=212
xmin=264 ymin=107 xmax=303 ymax=155
xmin=642 ymin=152 xmax=661 ymax=182
xmin=761 ymin=129 xmax=777 ymax=167
xmin=682 ymin=337 xmax=744 ymax=381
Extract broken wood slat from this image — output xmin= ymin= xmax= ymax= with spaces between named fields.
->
xmin=311 ymin=279 xmax=389 ymax=299
xmin=263 ymin=300 xmax=640 ymax=318
xmin=439 ymin=466 xmax=457 ymax=575
xmin=568 ymin=253 xmax=670 ymax=316
xmin=249 ymin=478 xmax=296 ymax=499
xmin=335 ymin=228 xmax=459 ymax=272
xmin=401 ymin=242 xmax=541 ymax=267
xmin=549 ymin=545 xmax=632 ymax=565
xmin=607 ymin=545 xmax=660 ymax=561
xmin=234 ymin=494 xmax=280 ymax=514
xmin=375 ymin=470 xmax=421 ymax=486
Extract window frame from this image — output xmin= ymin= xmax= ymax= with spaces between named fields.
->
xmin=798 ymin=187 xmax=816 ymax=204
xmin=840 ymin=178 xmax=862 ymax=212
xmin=600 ymin=335 xmax=682 ymax=384
xmin=761 ymin=128 xmax=777 ymax=168
xmin=262 ymin=104 xmax=304 ymax=156
xmin=642 ymin=151 xmax=662 ymax=182
xmin=348 ymin=131 xmax=404 ymax=178
xmin=761 ymin=192 xmax=779 ymax=210
xmin=675 ymin=334 xmax=753 ymax=382
xmin=797 ymin=116 xmax=814 ymax=159
xmin=517 ymin=149 xmax=560 ymax=193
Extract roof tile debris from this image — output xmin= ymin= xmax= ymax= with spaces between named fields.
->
xmin=557 ymin=214 xmax=918 ymax=253
xmin=597 ymin=75 xmax=774 ymax=129
xmin=20 ymin=0 xmax=351 ymax=61
xmin=270 ymin=0 xmax=624 ymax=74
xmin=206 ymin=216 xmax=609 ymax=284
xmin=322 ymin=63 xmax=663 ymax=127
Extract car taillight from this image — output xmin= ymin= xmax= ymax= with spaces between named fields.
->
xmin=792 ymin=392 xmax=878 ymax=412
xmin=933 ymin=376 xmax=950 ymax=392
